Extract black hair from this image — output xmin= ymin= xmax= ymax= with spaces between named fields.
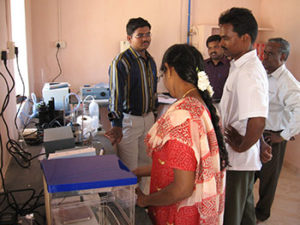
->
xmin=160 ymin=44 xmax=229 ymax=170
xmin=268 ymin=38 xmax=290 ymax=61
xmin=126 ymin=17 xmax=151 ymax=36
xmin=219 ymin=7 xmax=258 ymax=44
xmin=206 ymin=35 xmax=221 ymax=47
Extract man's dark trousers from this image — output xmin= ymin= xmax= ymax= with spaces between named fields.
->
xmin=255 ymin=139 xmax=287 ymax=221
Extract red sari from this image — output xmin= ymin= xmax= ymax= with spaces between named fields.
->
xmin=145 ymin=97 xmax=225 ymax=225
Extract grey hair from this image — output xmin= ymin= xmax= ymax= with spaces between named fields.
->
xmin=268 ymin=38 xmax=290 ymax=61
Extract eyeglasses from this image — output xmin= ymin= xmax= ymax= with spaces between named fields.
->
xmin=134 ymin=32 xmax=152 ymax=39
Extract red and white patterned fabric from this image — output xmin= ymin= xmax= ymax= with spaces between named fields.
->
xmin=145 ymin=97 xmax=226 ymax=225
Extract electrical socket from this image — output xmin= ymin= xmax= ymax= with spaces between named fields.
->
xmin=7 ymin=41 xmax=15 ymax=59
xmin=1 ymin=50 xmax=7 ymax=61
xmin=55 ymin=40 xmax=66 ymax=49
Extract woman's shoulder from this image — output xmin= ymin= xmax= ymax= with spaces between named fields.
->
xmin=175 ymin=97 xmax=205 ymax=109
xmin=174 ymin=97 xmax=206 ymax=117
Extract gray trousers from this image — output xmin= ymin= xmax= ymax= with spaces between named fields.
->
xmin=224 ymin=171 xmax=256 ymax=225
xmin=255 ymin=140 xmax=287 ymax=221
xmin=117 ymin=112 xmax=154 ymax=194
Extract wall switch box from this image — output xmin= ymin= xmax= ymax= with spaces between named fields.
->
xmin=55 ymin=40 xmax=66 ymax=49
xmin=120 ymin=40 xmax=130 ymax=52
xmin=7 ymin=41 xmax=15 ymax=59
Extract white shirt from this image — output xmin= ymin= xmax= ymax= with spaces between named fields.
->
xmin=220 ymin=50 xmax=269 ymax=171
xmin=266 ymin=64 xmax=300 ymax=140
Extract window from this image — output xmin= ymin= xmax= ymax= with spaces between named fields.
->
xmin=10 ymin=0 xmax=29 ymax=97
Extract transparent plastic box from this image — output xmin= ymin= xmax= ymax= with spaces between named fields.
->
xmin=41 ymin=155 xmax=137 ymax=225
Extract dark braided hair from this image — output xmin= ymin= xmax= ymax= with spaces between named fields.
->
xmin=160 ymin=44 xmax=229 ymax=170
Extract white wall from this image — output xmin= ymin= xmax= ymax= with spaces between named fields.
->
xmin=0 ymin=0 xmax=17 ymax=178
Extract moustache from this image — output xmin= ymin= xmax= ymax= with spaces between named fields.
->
xmin=143 ymin=41 xmax=150 ymax=44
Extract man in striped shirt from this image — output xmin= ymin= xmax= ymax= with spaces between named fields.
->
xmin=106 ymin=18 xmax=158 ymax=190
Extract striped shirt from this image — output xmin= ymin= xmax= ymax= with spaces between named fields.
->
xmin=108 ymin=47 xmax=158 ymax=127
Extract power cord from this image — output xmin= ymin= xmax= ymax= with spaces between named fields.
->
xmin=1 ymin=49 xmax=47 ymax=168
xmin=51 ymin=43 xmax=62 ymax=82
xmin=14 ymin=47 xmax=26 ymax=131
xmin=1 ymin=51 xmax=31 ymax=167
xmin=0 ymin=71 xmax=10 ymax=117
xmin=0 ymin=133 xmax=45 ymax=223
xmin=0 ymin=51 xmax=46 ymax=223
xmin=0 ymin=51 xmax=11 ymax=114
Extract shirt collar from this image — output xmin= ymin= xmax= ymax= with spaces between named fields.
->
xmin=231 ymin=49 xmax=257 ymax=68
xmin=220 ymin=56 xmax=229 ymax=64
xmin=206 ymin=56 xmax=228 ymax=66
xmin=129 ymin=47 xmax=151 ymax=59
xmin=269 ymin=64 xmax=286 ymax=79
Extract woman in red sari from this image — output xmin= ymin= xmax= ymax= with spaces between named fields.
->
xmin=133 ymin=44 xmax=229 ymax=225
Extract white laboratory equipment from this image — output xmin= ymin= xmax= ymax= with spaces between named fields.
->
xmin=42 ymin=82 xmax=70 ymax=111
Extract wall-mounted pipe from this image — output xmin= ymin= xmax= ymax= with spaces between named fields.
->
xmin=187 ymin=0 xmax=191 ymax=44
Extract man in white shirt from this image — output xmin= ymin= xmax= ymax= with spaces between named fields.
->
xmin=255 ymin=38 xmax=300 ymax=223
xmin=218 ymin=8 xmax=269 ymax=225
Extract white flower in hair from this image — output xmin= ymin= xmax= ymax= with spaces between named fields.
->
xmin=197 ymin=70 xmax=214 ymax=97
xmin=207 ymin=85 xmax=214 ymax=97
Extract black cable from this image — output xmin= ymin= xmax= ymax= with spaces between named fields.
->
xmin=0 ymin=74 xmax=8 ymax=188
xmin=0 ymin=72 xmax=10 ymax=217
xmin=48 ymin=119 xmax=62 ymax=127
xmin=0 ymin=52 xmax=44 ymax=168
xmin=32 ymin=209 xmax=46 ymax=225
xmin=1 ymin=188 xmax=45 ymax=217
xmin=29 ymin=153 xmax=46 ymax=161
xmin=38 ymin=113 xmax=64 ymax=130
xmin=3 ymin=60 xmax=16 ymax=111
xmin=20 ymin=121 xmax=43 ymax=146
xmin=14 ymin=47 xmax=26 ymax=131
xmin=32 ymin=212 xmax=43 ymax=225
xmin=1 ymin=53 xmax=29 ymax=185
xmin=0 ymin=51 xmax=46 ymax=223
xmin=7 ymin=188 xmax=35 ymax=213
xmin=23 ymin=120 xmax=38 ymax=130
xmin=0 ymin=134 xmax=7 ymax=192
xmin=0 ymin=71 xmax=10 ymax=116
xmin=0 ymin=55 xmax=35 ymax=167
xmin=23 ymin=129 xmax=37 ymax=138
xmin=31 ymin=189 xmax=44 ymax=209
xmin=0 ymin=135 xmax=9 ymax=214
xmin=51 ymin=44 xmax=62 ymax=82
xmin=2 ymin=113 xmax=31 ymax=168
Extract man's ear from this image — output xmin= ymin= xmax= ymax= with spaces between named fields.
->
xmin=127 ymin=35 xmax=132 ymax=42
xmin=164 ymin=63 xmax=169 ymax=70
xmin=280 ymin=53 xmax=287 ymax=62
xmin=164 ymin=63 xmax=172 ymax=78
xmin=241 ymin=33 xmax=253 ymax=51
xmin=242 ymin=33 xmax=251 ymax=43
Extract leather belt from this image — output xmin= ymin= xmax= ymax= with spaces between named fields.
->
xmin=212 ymin=99 xmax=221 ymax=104
xmin=127 ymin=111 xmax=152 ymax=117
